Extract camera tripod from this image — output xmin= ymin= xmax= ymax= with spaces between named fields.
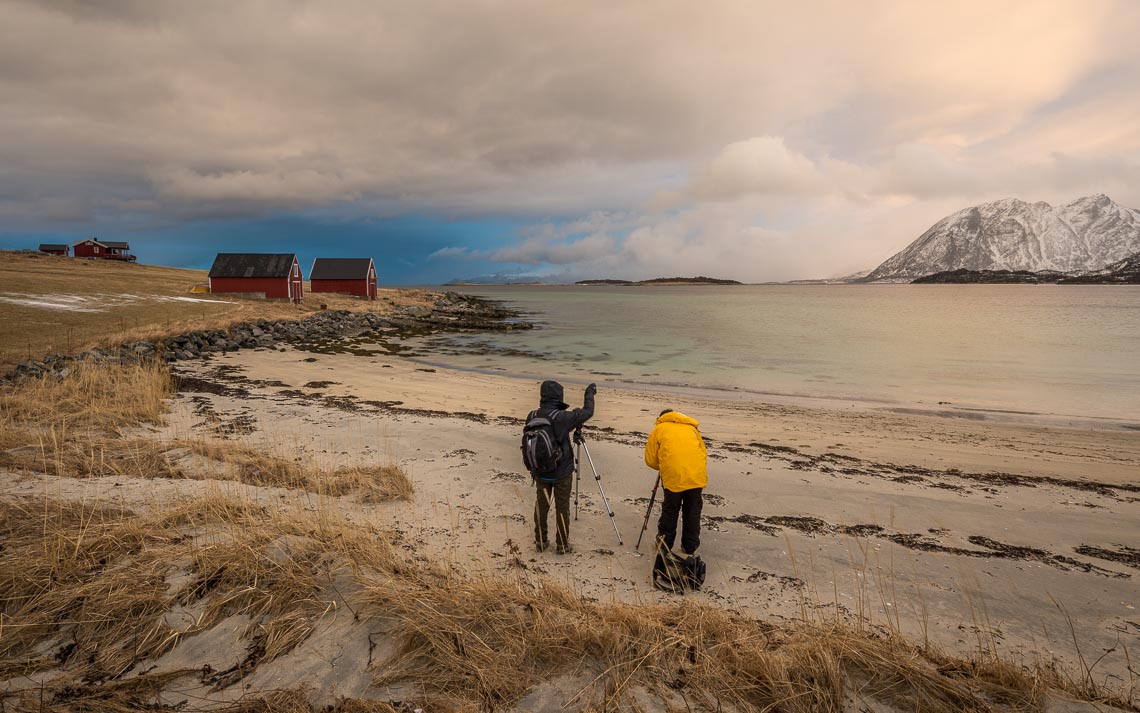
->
xmin=573 ymin=427 xmax=623 ymax=545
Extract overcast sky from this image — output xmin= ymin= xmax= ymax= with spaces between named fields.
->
xmin=1 ymin=1 xmax=1138 ymax=282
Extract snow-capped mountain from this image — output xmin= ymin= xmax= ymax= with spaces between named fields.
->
xmin=865 ymin=194 xmax=1140 ymax=282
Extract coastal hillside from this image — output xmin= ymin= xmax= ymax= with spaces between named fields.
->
xmin=912 ymin=248 xmax=1140 ymax=284
xmin=865 ymin=194 xmax=1140 ymax=282
xmin=0 ymin=251 xmax=428 ymax=371
xmin=1062 ymin=248 xmax=1140 ymax=284
xmin=911 ymin=268 xmax=1066 ymax=284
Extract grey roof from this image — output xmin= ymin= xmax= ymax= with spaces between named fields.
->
xmin=70 ymin=238 xmax=129 ymax=249
xmin=309 ymin=257 xmax=374 ymax=281
xmin=209 ymin=253 xmax=297 ymax=279
xmin=39 ymin=244 xmax=69 ymax=251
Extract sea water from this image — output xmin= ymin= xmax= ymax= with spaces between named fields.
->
xmin=406 ymin=285 xmax=1140 ymax=427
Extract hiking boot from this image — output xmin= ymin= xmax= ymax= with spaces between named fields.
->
xmin=536 ymin=540 xmax=550 ymax=553
xmin=556 ymin=543 xmax=574 ymax=555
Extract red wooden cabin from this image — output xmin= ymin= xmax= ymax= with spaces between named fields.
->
xmin=208 ymin=253 xmax=303 ymax=303
xmin=308 ymin=258 xmax=377 ymax=300
xmin=39 ymin=243 xmax=70 ymax=256
xmin=73 ymin=239 xmax=136 ymax=261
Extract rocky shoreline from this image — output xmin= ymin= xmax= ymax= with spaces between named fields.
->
xmin=1 ymin=290 xmax=530 ymax=385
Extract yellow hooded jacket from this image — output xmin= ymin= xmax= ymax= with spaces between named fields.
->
xmin=644 ymin=411 xmax=708 ymax=492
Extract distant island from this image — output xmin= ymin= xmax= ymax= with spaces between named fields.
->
xmin=445 ymin=281 xmax=548 ymax=286
xmin=575 ymin=276 xmax=742 ymax=286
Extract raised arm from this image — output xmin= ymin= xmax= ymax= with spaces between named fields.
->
xmin=568 ymin=383 xmax=596 ymax=428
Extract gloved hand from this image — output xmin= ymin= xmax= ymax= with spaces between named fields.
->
xmin=585 ymin=383 xmax=597 ymax=397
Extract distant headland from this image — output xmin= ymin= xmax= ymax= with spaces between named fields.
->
xmin=575 ymin=276 xmax=742 ymax=286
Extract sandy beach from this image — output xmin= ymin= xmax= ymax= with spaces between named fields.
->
xmin=6 ymin=335 xmax=1133 ymax=697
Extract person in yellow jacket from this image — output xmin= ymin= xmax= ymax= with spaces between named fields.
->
xmin=644 ymin=408 xmax=708 ymax=555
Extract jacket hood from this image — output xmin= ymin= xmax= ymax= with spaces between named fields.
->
xmin=539 ymin=380 xmax=569 ymax=410
xmin=655 ymin=410 xmax=699 ymax=428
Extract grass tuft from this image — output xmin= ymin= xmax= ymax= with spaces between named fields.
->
xmin=0 ymin=494 xmax=396 ymax=685
xmin=181 ymin=440 xmax=413 ymax=501
xmin=0 ymin=360 xmax=171 ymax=433
xmin=0 ymin=361 xmax=412 ymax=501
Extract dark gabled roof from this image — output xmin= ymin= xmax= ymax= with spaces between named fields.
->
xmin=209 ymin=253 xmax=297 ymax=279
xmin=70 ymin=238 xmax=128 ymax=248
xmin=39 ymin=244 xmax=69 ymax=251
xmin=309 ymin=257 xmax=374 ymax=281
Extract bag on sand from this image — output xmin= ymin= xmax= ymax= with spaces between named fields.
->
xmin=653 ymin=548 xmax=706 ymax=593
xmin=521 ymin=409 xmax=563 ymax=480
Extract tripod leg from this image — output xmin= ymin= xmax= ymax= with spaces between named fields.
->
xmin=636 ymin=476 xmax=661 ymax=550
xmin=581 ymin=441 xmax=623 ymax=546
xmin=574 ymin=441 xmax=580 ymax=521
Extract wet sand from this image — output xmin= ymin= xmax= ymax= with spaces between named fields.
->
xmin=8 ymin=343 xmax=1138 ymax=690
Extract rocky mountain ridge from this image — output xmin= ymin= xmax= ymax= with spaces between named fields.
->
xmin=865 ymin=194 xmax=1140 ymax=282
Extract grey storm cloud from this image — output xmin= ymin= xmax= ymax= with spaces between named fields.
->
xmin=2 ymin=0 xmax=1139 ymax=278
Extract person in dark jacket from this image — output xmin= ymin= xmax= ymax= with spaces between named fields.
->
xmin=530 ymin=380 xmax=595 ymax=554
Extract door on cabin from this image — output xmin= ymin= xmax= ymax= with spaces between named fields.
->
xmin=368 ymin=266 xmax=377 ymax=300
xmin=291 ymin=263 xmax=303 ymax=303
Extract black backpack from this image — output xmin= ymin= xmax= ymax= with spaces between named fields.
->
xmin=653 ymin=548 xmax=707 ymax=593
xmin=521 ymin=409 xmax=563 ymax=480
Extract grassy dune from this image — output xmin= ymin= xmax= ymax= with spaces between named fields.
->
xmin=1 ymin=485 xmax=1097 ymax=712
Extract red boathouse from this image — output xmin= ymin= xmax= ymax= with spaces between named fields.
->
xmin=73 ymin=239 xmax=136 ymax=261
xmin=208 ymin=253 xmax=303 ymax=303
xmin=39 ymin=243 xmax=70 ymax=256
xmin=308 ymin=258 xmax=378 ymax=300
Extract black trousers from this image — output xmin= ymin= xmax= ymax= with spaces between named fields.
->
xmin=534 ymin=475 xmax=573 ymax=549
xmin=657 ymin=487 xmax=703 ymax=554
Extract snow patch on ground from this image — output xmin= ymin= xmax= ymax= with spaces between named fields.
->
xmin=0 ymin=292 xmax=235 ymax=312
xmin=165 ymin=296 xmax=236 ymax=304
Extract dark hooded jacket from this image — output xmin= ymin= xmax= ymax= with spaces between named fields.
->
xmin=532 ymin=380 xmax=595 ymax=479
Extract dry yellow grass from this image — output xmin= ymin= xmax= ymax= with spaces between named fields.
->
xmin=0 ymin=359 xmax=173 ymax=478
xmin=2 ymin=491 xmax=1127 ymax=712
xmin=0 ymin=436 xmax=413 ymax=501
xmin=0 ymin=359 xmax=171 ymax=432
xmin=0 ymin=360 xmax=412 ymax=500
xmin=0 ymin=250 xmax=436 ymax=371
xmin=362 ymin=573 xmax=1073 ymax=712
xmin=0 ymin=494 xmax=392 ymax=679
xmin=182 ymin=440 xmax=414 ymax=501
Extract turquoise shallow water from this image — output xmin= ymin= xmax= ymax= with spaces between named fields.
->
xmin=408 ymin=285 xmax=1140 ymax=425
